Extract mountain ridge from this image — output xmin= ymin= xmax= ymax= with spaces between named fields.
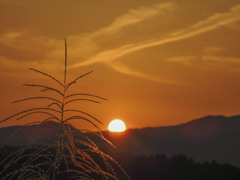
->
xmin=103 ymin=114 xmax=240 ymax=167
xmin=1 ymin=115 xmax=240 ymax=167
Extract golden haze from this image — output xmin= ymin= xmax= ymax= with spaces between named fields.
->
xmin=1 ymin=0 xmax=240 ymax=130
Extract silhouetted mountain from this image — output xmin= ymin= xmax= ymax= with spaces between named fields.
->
xmin=103 ymin=115 xmax=240 ymax=167
xmin=1 ymin=115 xmax=240 ymax=168
xmin=0 ymin=121 xmax=83 ymax=145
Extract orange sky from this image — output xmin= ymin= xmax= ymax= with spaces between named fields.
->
xmin=1 ymin=0 xmax=240 ymax=130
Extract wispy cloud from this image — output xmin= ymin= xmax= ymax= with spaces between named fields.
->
xmin=166 ymin=53 xmax=240 ymax=73
xmin=95 ymin=2 xmax=177 ymax=36
xmin=203 ymin=46 xmax=225 ymax=54
xmin=167 ymin=56 xmax=198 ymax=66
xmin=108 ymin=62 xmax=180 ymax=84
xmin=201 ymin=55 xmax=240 ymax=74
xmin=202 ymin=55 xmax=240 ymax=64
xmin=65 ymin=2 xmax=177 ymax=61
xmin=2 ymin=2 xmax=240 ymax=83
xmin=68 ymin=4 xmax=240 ymax=83
xmin=0 ymin=56 xmax=28 ymax=68
xmin=166 ymin=46 xmax=236 ymax=67
xmin=172 ymin=4 xmax=240 ymax=37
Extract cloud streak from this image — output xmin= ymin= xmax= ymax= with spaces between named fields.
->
xmin=166 ymin=53 xmax=240 ymax=74
xmin=108 ymin=62 xmax=180 ymax=84
xmin=69 ymin=4 xmax=240 ymax=83
xmin=1 ymin=2 xmax=240 ymax=83
xmin=66 ymin=2 xmax=177 ymax=61
xmin=98 ymin=2 xmax=176 ymax=36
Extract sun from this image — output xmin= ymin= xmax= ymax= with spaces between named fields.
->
xmin=108 ymin=119 xmax=126 ymax=132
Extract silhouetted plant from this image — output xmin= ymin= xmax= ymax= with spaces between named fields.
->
xmin=0 ymin=39 xmax=130 ymax=180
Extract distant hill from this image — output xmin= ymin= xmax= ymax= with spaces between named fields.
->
xmin=1 ymin=115 xmax=240 ymax=167
xmin=0 ymin=121 xmax=83 ymax=145
xmin=103 ymin=115 xmax=240 ymax=167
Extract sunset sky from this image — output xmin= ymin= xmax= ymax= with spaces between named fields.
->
xmin=1 ymin=0 xmax=240 ymax=130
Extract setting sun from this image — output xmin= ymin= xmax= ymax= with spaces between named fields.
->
xmin=108 ymin=119 xmax=126 ymax=132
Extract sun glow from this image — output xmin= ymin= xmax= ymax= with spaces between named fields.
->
xmin=108 ymin=119 xmax=126 ymax=132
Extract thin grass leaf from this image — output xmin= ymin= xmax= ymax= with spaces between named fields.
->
xmin=29 ymin=68 xmax=64 ymax=87
xmin=16 ymin=111 xmax=60 ymax=122
xmin=0 ymin=107 xmax=60 ymax=123
xmin=47 ymin=102 xmax=62 ymax=111
xmin=64 ymin=98 xmax=100 ymax=106
xmin=65 ymin=71 xmax=93 ymax=91
xmin=75 ymin=136 xmax=116 ymax=176
xmin=12 ymin=96 xmax=62 ymax=105
xmin=64 ymin=116 xmax=102 ymax=131
xmin=64 ymin=109 xmax=102 ymax=124
xmin=100 ymin=152 xmax=130 ymax=180
xmin=65 ymin=144 xmax=99 ymax=173
xmin=76 ymin=131 xmax=115 ymax=148
xmin=24 ymin=84 xmax=64 ymax=97
xmin=65 ymin=93 xmax=108 ymax=101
